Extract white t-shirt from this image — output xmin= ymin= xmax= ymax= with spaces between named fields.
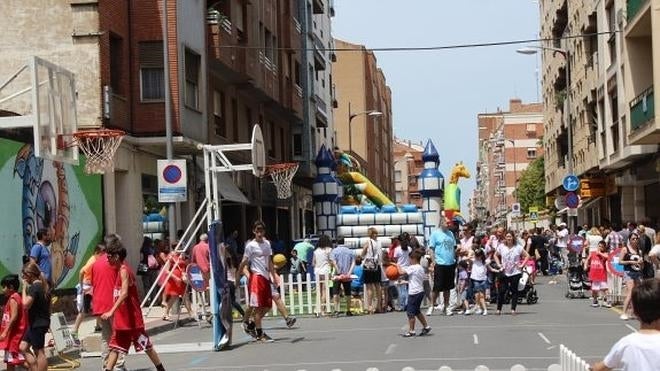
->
xmin=243 ymin=239 xmax=272 ymax=278
xmin=313 ymin=247 xmax=332 ymax=275
xmin=586 ymin=234 xmax=603 ymax=252
xmin=393 ymin=246 xmax=411 ymax=268
xmin=403 ymin=264 xmax=425 ymax=295
xmin=650 ymin=244 xmax=660 ymax=258
xmin=470 ymin=259 xmax=488 ymax=281
xmin=603 ymin=332 xmax=660 ymax=370
xmin=497 ymin=243 xmax=524 ymax=277
xmin=556 ymin=229 xmax=569 ymax=248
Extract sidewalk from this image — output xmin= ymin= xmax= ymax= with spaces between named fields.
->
xmin=79 ymin=305 xmax=197 ymax=354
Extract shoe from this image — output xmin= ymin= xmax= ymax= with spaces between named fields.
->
xmin=602 ymin=302 xmax=612 ymax=308
xmin=402 ymin=331 xmax=415 ymax=338
xmin=161 ymin=315 xmax=171 ymax=321
xmin=591 ymin=301 xmax=600 ymax=308
xmin=482 ymin=309 xmax=488 ymax=316
xmin=511 ymin=310 xmax=516 ymax=316
xmin=474 ymin=308 xmax=483 ymax=315
xmin=257 ymin=333 xmax=274 ymax=343
xmin=331 ymin=311 xmax=340 ymax=317
xmin=218 ymin=333 xmax=230 ymax=349
xmin=620 ymin=314 xmax=629 ymax=320
xmin=434 ymin=303 xmax=444 ymax=311
xmin=426 ymin=306 xmax=434 ymax=316
xmin=420 ymin=326 xmax=431 ymax=336
xmin=464 ymin=309 xmax=474 ymax=315
xmin=444 ymin=308 xmax=453 ymax=316
xmin=285 ymin=316 xmax=297 ymax=328
xmin=346 ymin=311 xmax=353 ymax=317
xmin=93 ymin=325 xmax=102 ymax=333
xmin=243 ymin=321 xmax=257 ymax=337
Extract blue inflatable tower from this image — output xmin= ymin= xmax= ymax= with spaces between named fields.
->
xmin=313 ymin=145 xmax=339 ymax=237
xmin=418 ymin=140 xmax=444 ymax=240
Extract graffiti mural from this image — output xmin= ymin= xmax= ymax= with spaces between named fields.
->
xmin=0 ymin=138 xmax=103 ymax=289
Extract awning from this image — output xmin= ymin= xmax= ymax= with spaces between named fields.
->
xmin=579 ymin=196 xmax=603 ymax=210
xmin=216 ymin=172 xmax=250 ymax=204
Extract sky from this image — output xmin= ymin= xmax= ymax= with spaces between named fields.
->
xmin=332 ymin=1 xmax=541 ymax=213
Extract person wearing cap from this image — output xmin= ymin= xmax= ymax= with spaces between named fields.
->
xmin=555 ymin=222 xmax=569 ymax=260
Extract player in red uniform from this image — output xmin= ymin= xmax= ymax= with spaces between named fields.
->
xmin=101 ymin=242 xmax=165 ymax=371
xmin=0 ymin=274 xmax=27 ymax=370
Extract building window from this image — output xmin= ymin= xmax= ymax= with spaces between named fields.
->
xmin=395 ymin=191 xmax=403 ymax=204
xmin=139 ymin=42 xmax=164 ymax=101
xmin=213 ymin=90 xmax=226 ymax=138
xmin=527 ymin=148 xmax=537 ymax=159
xmin=294 ymin=61 xmax=301 ymax=87
xmin=293 ymin=133 xmax=303 ymax=156
xmin=110 ymin=34 xmax=124 ymax=95
xmin=394 ymin=170 xmax=402 ymax=183
xmin=268 ymin=121 xmax=276 ymax=158
xmin=184 ymin=49 xmax=200 ymax=110
xmin=231 ymin=98 xmax=238 ymax=142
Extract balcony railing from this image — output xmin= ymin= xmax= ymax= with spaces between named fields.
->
xmin=627 ymin=0 xmax=649 ymax=22
xmin=630 ymin=86 xmax=654 ymax=131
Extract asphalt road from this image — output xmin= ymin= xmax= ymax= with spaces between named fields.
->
xmin=77 ymin=275 xmax=635 ymax=371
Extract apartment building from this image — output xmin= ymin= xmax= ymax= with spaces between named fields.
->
xmin=332 ymin=39 xmax=395 ymax=198
xmin=539 ymin=0 xmax=658 ymax=227
xmin=473 ymin=99 xmax=543 ymax=228
xmin=393 ymin=138 xmax=425 ymax=207
xmin=0 ymin=0 xmax=330 ymax=264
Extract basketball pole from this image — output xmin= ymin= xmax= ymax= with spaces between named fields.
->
xmin=162 ymin=0 xmax=177 ymax=245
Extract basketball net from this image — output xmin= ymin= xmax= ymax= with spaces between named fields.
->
xmin=73 ymin=129 xmax=125 ymax=174
xmin=267 ymin=163 xmax=299 ymax=199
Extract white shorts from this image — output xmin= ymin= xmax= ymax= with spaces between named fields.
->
xmin=591 ymin=281 xmax=608 ymax=291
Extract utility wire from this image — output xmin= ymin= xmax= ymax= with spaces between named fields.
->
xmin=210 ymin=31 xmax=618 ymax=52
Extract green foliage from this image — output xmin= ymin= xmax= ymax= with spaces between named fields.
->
xmin=517 ymin=157 xmax=546 ymax=213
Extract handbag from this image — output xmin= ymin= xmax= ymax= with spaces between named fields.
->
xmin=137 ymin=263 xmax=149 ymax=275
xmin=363 ymin=240 xmax=379 ymax=272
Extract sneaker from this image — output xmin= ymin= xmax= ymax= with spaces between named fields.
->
xmin=426 ymin=306 xmax=434 ymax=316
xmin=620 ymin=314 xmax=629 ymax=320
xmin=257 ymin=333 xmax=274 ymax=343
xmin=482 ymin=309 xmax=488 ymax=316
xmin=602 ymin=302 xmax=612 ymax=308
xmin=243 ymin=321 xmax=257 ymax=337
xmin=464 ymin=309 xmax=474 ymax=315
xmin=434 ymin=303 xmax=444 ymax=311
xmin=591 ymin=300 xmax=600 ymax=308
xmin=444 ymin=308 xmax=453 ymax=316
xmin=285 ymin=316 xmax=297 ymax=328
xmin=420 ymin=326 xmax=431 ymax=336
xmin=474 ymin=308 xmax=483 ymax=315
xmin=402 ymin=331 xmax=415 ymax=338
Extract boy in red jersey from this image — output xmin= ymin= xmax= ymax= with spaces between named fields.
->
xmin=101 ymin=242 xmax=165 ymax=371
xmin=584 ymin=240 xmax=612 ymax=308
xmin=0 ymin=274 xmax=27 ymax=370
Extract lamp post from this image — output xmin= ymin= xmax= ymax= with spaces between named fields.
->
xmin=508 ymin=139 xmax=519 ymax=230
xmin=348 ymin=101 xmax=383 ymax=156
xmin=517 ymin=45 xmax=575 ymax=233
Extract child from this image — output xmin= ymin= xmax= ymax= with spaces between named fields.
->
xmin=0 ymin=274 xmax=26 ymax=370
xmin=271 ymin=256 xmax=296 ymax=328
xmin=351 ymin=257 xmax=364 ymax=313
xmin=20 ymin=262 xmax=50 ymax=371
xmin=397 ymin=249 xmax=431 ymax=337
xmin=584 ymin=241 xmax=612 ymax=308
xmin=73 ymin=243 xmax=105 ymax=342
xmin=470 ymin=248 xmax=488 ymax=315
xmin=101 ymin=242 xmax=165 ymax=371
xmin=289 ymin=249 xmax=303 ymax=283
xmin=591 ymin=278 xmax=660 ymax=371
xmin=455 ymin=259 xmax=472 ymax=315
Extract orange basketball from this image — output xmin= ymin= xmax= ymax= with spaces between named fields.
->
xmin=385 ymin=265 xmax=400 ymax=281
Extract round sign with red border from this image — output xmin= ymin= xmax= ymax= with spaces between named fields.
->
xmin=568 ymin=235 xmax=585 ymax=253
xmin=565 ymin=191 xmax=580 ymax=208
xmin=607 ymin=247 xmax=625 ymax=277
xmin=186 ymin=263 xmax=208 ymax=292
xmin=163 ymin=164 xmax=183 ymax=184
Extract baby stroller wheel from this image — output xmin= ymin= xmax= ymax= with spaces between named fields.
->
xmin=527 ymin=289 xmax=538 ymax=304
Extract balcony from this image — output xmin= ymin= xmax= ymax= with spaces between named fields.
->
xmin=312 ymin=0 xmax=324 ymax=14
xmin=329 ymin=0 xmax=335 ymax=17
xmin=314 ymin=94 xmax=328 ymax=128
xmin=627 ymin=0 xmax=649 ymax=22
xmin=630 ymin=86 xmax=654 ymax=131
xmin=313 ymin=35 xmax=326 ymax=71
xmin=629 ymin=86 xmax=660 ymax=144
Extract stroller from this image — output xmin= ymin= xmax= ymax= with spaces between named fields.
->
xmin=516 ymin=265 xmax=539 ymax=304
xmin=565 ymin=252 xmax=591 ymax=298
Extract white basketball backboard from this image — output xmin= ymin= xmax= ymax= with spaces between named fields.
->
xmin=0 ymin=56 xmax=78 ymax=164
xmin=251 ymin=124 xmax=265 ymax=177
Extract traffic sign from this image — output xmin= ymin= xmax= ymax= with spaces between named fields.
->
xmin=562 ymin=175 xmax=580 ymax=192
xmin=158 ymin=159 xmax=188 ymax=202
xmin=511 ymin=203 xmax=521 ymax=216
xmin=565 ymin=191 xmax=580 ymax=208
xmin=529 ymin=211 xmax=538 ymax=220
xmin=554 ymin=195 xmax=567 ymax=210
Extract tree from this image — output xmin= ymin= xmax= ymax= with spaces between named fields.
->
xmin=516 ymin=157 xmax=545 ymax=214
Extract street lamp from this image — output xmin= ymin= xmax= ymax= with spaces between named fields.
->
xmin=348 ymin=101 xmax=383 ymax=156
xmin=517 ymin=45 xmax=576 ymax=233
xmin=507 ymin=139 xmax=518 ymax=198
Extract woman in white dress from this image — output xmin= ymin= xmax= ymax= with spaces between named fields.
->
xmin=312 ymin=234 xmax=333 ymax=316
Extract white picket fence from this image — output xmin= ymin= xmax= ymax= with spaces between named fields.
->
xmin=606 ymin=271 xmax=625 ymax=305
xmin=559 ymin=344 xmax=591 ymax=371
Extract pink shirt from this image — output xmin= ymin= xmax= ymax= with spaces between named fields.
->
xmin=192 ymin=241 xmax=210 ymax=273
xmin=91 ymin=253 xmax=118 ymax=315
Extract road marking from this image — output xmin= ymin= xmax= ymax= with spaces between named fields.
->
xmin=473 ymin=334 xmax=479 ymax=345
xmin=547 ymin=345 xmax=557 ymax=350
xmin=625 ymin=324 xmax=637 ymax=332
xmin=538 ymin=332 xmax=551 ymax=344
xmin=189 ymin=355 xmax=208 ymax=366
xmin=385 ymin=343 xmax=397 ymax=355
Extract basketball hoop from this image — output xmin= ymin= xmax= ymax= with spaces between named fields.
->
xmin=71 ymin=129 xmax=125 ymax=174
xmin=264 ymin=162 xmax=299 ymax=199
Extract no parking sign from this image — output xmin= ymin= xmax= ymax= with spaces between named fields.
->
xmin=608 ymin=247 xmax=625 ymax=277
xmin=158 ymin=159 xmax=187 ymax=202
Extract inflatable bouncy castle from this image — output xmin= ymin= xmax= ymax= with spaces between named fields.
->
xmin=313 ymin=139 xmax=469 ymax=248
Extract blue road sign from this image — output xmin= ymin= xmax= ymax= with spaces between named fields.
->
xmin=565 ymin=191 xmax=579 ymax=208
xmin=562 ymin=175 xmax=580 ymax=192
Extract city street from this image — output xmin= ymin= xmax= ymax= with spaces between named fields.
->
xmin=77 ymin=275 xmax=635 ymax=371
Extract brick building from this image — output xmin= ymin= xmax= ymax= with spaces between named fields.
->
xmin=393 ymin=138 xmax=425 ymax=207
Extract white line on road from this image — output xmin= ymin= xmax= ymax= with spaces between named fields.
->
xmin=625 ymin=324 xmax=638 ymax=332
xmin=385 ymin=343 xmax=397 ymax=355
xmin=538 ymin=332 xmax=552 ymax=344
xmin=473 ymin=334 xmax=479 ymax=345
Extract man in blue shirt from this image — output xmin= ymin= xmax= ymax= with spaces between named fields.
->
xmin=30 ymin=229 xmax=52 ymax=284
xmin=426 ymin=218 xmax=457 ymax=316
xmin=330 ymin=236 xmax=356 ymax=316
